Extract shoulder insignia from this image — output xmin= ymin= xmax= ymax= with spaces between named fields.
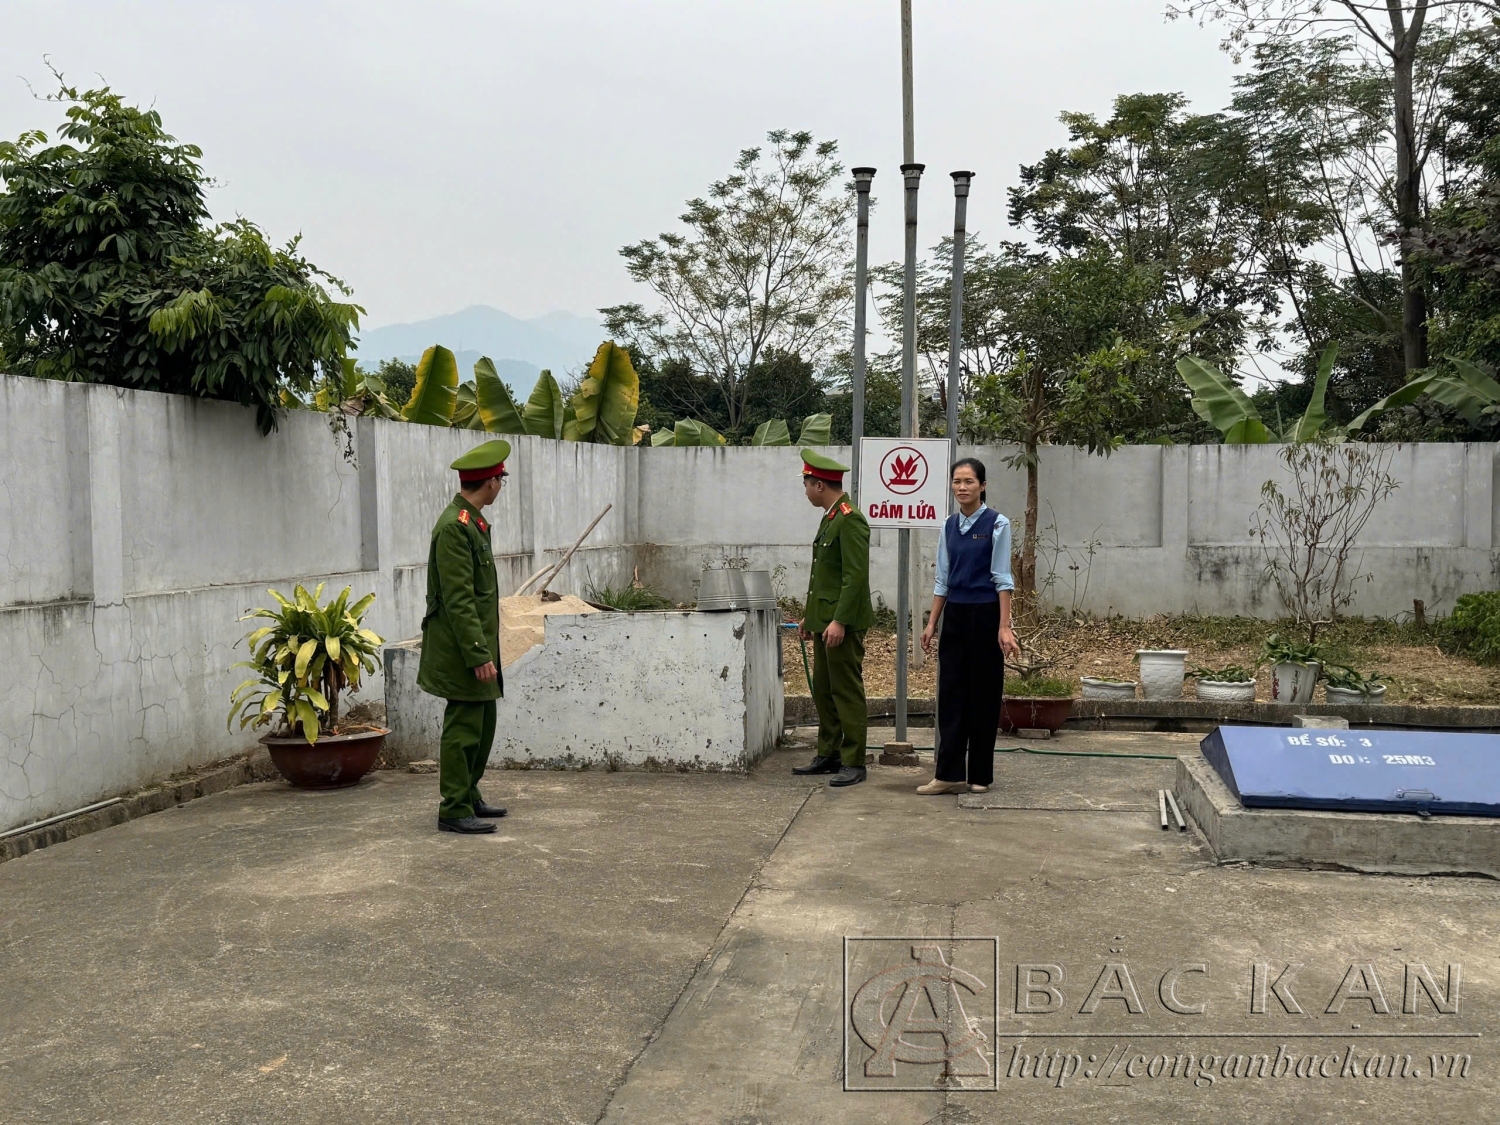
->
xmin=458 ymin=510 xmax=470 ymax=525
xmin=839 ymin=502 xmax=853 ymax=515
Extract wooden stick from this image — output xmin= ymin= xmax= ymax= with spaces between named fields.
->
xmin=535 ymin=503 xmax=613 ymax=596
xmin=512 ymin=563 xmax=554 ymax=598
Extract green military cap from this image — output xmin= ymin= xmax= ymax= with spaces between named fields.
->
xmin=801 ymin=447 xmax=848 ymax=482
xmin=452 ymin=439 xmax=511 ymax=482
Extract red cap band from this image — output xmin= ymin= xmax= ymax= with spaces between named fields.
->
xmin=802 ymin=464 xmax=844 ymax=483
xmin=458 ymin=463 xmax=505 ymax=484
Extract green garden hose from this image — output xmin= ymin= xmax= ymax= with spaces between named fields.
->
xmin=785 ymin=624 xmax=1177 ymax=761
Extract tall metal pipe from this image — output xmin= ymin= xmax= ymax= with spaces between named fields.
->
xmin=947 ymin=171 xmax=973 ymax=500
xmin=851 ymin=167 xmax=875 ymax=506
xmin=901 ymin=0 xmax=915 ymax=166
xmin=896 ymin=161 xmax=924 ymax=745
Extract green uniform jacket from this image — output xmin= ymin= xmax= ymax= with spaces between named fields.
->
xmin=804 ymin=494 xmax=875 ymax=633
xmin=417 ymin=495 xmax=503 ymax=702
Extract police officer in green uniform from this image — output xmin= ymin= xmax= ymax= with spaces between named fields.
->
xmin=418 ymin=439 xmax=512 ymax=834
xmin=792 ymin=448 xmax=875 ymax=787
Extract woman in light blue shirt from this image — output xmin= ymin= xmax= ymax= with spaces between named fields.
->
xmin=916 ymin=458 xmax=1020 ymax=794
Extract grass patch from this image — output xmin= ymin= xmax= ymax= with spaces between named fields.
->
xmin=584 ymin=581 xmax=673 ymax=612
xmin=1008 ymin=675 xmax=1074 ymax=698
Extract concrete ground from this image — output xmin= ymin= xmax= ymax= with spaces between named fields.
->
xmin=3 ymin=730 xmax=1496 ymax=1123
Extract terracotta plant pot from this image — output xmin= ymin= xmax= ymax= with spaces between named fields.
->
xmin=259 ymin=728 xmax=388 ymax=789
xmin=1000 ymin=696 xmax=1075 ymax=735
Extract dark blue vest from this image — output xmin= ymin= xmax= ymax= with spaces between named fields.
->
xmin=944 ymin=507 xmax=999 ymax=604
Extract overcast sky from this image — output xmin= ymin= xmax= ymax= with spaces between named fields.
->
xmin=2 ymin=2 xmax=1240 ymax=331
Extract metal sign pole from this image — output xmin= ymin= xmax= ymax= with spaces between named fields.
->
xmin=890 ymin=0 xmax=920 ymax=758
xmin=947 ymin=172 xmax=972 ymax=502
xmin=934 ymin=170 xmax=972 ymax=763
xmin=897 ymin=161 xmax=924 ymax=750
xmin=851 ymin=168 xmax=875 ymax=506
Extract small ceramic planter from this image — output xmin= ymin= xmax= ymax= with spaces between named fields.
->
xmin=1195 ymin=679 xmax=1256 ymax=703
xmin=1136 ymin=650 xmax=1189 ymax=701
xmin=1270 ymin=661 xmax=1321 ymax=705
xmin=1080 ymin=677 xmax=1137 ymax=701
xmin=1325 ymin=683 xmax=1388 ymax=705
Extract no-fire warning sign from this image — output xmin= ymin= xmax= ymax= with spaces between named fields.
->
xmin=858 ymin=437 xmax=952 ymax=529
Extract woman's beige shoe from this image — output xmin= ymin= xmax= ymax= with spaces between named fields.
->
xmin=916 ymin=778 xmax=968 ymax=795
xmin=968 ymin=784 xmax=990 ymax=793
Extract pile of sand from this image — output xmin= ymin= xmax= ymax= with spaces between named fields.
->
xmin=500 ymin=594 xmax=599 ymax=668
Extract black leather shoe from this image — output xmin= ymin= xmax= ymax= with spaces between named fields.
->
xmin=828 ymin=766 xmax=867 ymax=787
xmin=438 ymin=816 xmax=497 ymax=834
xmin=473 ymin=798 xmax=508 ymax=818
xmin=792 ymin=755 xmax=842 ymax=775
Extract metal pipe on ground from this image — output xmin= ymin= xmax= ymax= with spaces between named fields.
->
xmin=0 ymin=798 xmax=123 ymax=841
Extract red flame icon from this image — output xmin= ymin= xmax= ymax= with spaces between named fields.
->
xmin=879 ymin=446 xmax=928 ymax=495
xmin=888 ymin=455 xmax=919 ymax=485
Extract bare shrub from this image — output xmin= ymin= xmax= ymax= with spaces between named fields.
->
xmin=1251 ymin=440 xmax=1400 ymax=643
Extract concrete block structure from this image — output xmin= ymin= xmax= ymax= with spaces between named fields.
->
xmin=384 ymin=608 xmax=783 ymax=771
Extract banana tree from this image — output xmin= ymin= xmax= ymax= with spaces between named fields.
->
xmin=402 ymin=345 xmax=460 ymax=426
xmin=749 ymin=412 xmax=831 ymax=447
xmin=571 ymin=341 xmax=642 ymax=444
xmin=750 ymin=418 xmax=791 ymax=446
xmin=651 ymin=418 xmax=727 ymax=446
xmin=1177 ymin=344 xmax=1336 ymax=443
xmin=473 ymin=357 xmax=526 ymax=433
xmin=523 ymin=370 xmax=567 ymax=438
xmin=315 ymin=357 xmax=403 ymax=419
xmin=797 ymin=412 xmax=832 ymax=445
xmin=1347 ymin=358 xmax=1498 ymax=432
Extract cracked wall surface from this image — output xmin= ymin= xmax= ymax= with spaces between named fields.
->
xmin=1 ymin=374 xmax=1497 ymax=832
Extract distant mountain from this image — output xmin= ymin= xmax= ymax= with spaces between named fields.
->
xmin=354 ymin=306 xmax=604 ymax=398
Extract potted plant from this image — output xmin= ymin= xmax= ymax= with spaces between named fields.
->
xmin=1191 ymin=664 xmax=1256 ymax=703
xmin=1080 ymin=676 xmax=1138 ymax=701
xmin=1323 ymin=665 xmax=1389 ymax=705
xmin=229 ymin=583 xmax=388 ymax=788
xmin=1134 ymin=649 xmax=1189 ymax=700
xmin=1260 ymin=634 xmax=1321 ymax=705
xmin=1001 ymin=676 xmax=1075 ymax=734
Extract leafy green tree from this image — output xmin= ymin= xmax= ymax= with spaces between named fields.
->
xmin=601 ymin=129 xmax=853 ymax=432
xmin=1168 ymin=0 xmax=1500 ymax=375
xmin=955 ymin=245 xmax=1201 ymax=596
xmin=368 ymin=357 xmax=417 ymax=407
xmin=1008 ymin=92 xmax=1287 ymax=368
xmin=0 ymin=81 xmax=359 ymax=432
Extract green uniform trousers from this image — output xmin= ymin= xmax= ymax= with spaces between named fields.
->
xmin=439 ymin=699 xmax=496 ymax=820
xmin=811 ymin=630 xmax=867 ymax=767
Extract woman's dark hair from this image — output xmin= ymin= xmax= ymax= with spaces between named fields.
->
xmin=951 ymin=456 xmax=987 ymax=501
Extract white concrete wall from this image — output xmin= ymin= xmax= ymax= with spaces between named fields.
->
xmin=2 ymin=372 xmax=1497 ymax=831
xmin=383 ymin=608 xmax=782 ymax=772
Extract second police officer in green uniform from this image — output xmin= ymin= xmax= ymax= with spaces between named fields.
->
xmin=792 ymin=448 xmax=875 ymax=787
xmin=418 ymin=439 xmax=512 ymax=834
